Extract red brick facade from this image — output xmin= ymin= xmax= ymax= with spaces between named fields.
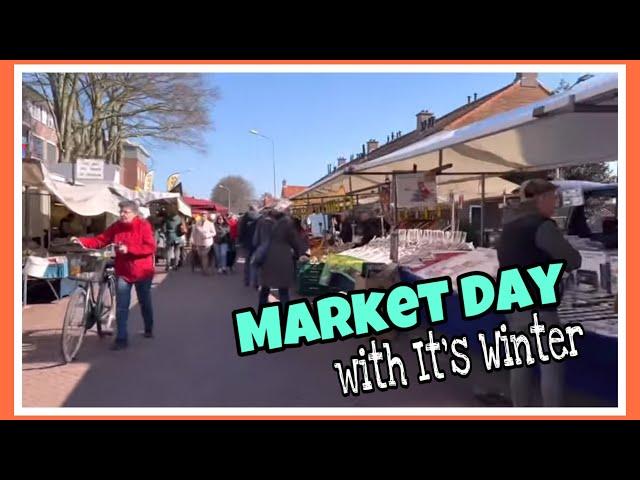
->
xmin=121 ymin=157 xmax=148 ymax=190
xmin=445 ymin=82 xmax=550 ymax=130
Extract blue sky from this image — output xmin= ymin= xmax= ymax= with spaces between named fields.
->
xmin=150 ymin=72 xmax=596 ymax=199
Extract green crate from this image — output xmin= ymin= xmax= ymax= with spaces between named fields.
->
xmin=296 ymin=262 xmax=331 ymax=296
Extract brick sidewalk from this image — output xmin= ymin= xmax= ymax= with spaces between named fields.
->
xmin=21 ymin=271 xmax=169 ymax=407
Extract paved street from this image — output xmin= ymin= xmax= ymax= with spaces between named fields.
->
xmin=22 ymin=258 xmax=607 ymax=408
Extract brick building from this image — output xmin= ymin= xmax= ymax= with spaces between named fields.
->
xmin=322 ymin=72 xmax=551 ymax=177
xmin=121 ymin=141 xmax=150 ymax=191
xmin=22 ymin=86 xmax=58 ymax=165
xmin=281 ymin=180 xmax=307 ymax=199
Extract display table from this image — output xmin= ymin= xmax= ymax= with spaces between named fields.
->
xmin=22 ymin=256 xmax=69 ymax=306
xmin=399 ymin=267 xmax=617 ymax=405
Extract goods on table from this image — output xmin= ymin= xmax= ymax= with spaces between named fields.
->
xmin=23 ymin=255 xmax=69 ymax=279
xmin=558 ymin=289 xmax=617 ymax=338
xmin=411 ymin=248 xmax=499 ymax=286
xmin=318 ymin=254 xmax=365 ymax=286
xmin=338 ymin=229 xmax=473 ymax=266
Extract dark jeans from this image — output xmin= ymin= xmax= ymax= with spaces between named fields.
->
xmin=115 ymin=276 xmax=154 ymax=343
xmin=259 ymin=287 xmax=290 ymax=306
xmin=244 ymin=247 xmax=256 ymax=287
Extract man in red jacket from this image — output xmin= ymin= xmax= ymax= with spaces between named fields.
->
xmin=73 ymin=200 xmax=156 ymax=350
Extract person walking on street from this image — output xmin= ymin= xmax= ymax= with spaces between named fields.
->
xmin=163 ymin=207 xmax=186 ymax=271
xmin=238 ymin=206 xmax=260 ymax=287
xmin=227 ymin=214 xmax=239 ymax=272
xmin=253 ymin=200 xmax=307 ymax=306
xmin=72 ymin=200 xmax=156 ymax=350
xmin=496 ymin=179 xmax=582 ymax=407
xmin=213 ymin=214 xmax=231 ymax=274
xmin=190 ymin=214 xmax=216 ymax=275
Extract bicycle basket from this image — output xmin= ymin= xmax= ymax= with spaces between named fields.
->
xmin=66 ymin=252 xmax=109 ymax=282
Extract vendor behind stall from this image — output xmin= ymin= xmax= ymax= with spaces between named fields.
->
xmin=355 ymin=211 xmax=390 ymax=246
xmin=59 ymin=213 xmax=84 ymax=238
xmin=497 ymin=178 xmax=582 ymax=407
xmin=338 ymin=212 xmax=353 ymax=243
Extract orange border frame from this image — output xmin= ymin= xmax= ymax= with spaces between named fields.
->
xmin=3 ymin=59 xmax=636 ymax=420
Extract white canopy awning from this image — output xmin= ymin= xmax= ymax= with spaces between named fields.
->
xmin=293 ymin=73 xmax=617 ymax=200
xmin=109 ymin=184 xmax=192 ymax=217
xmin=23 ymin=160 xmax=193 ymax=217
xmin=23 ymin=160 xmax=122 ymax=216
xmin=437 ymin=176 xmax=519 ymax=202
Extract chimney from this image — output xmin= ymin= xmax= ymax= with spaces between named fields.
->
xmin=467 ymin=95 xmax=471 ymax=104
xmin=337 ymin=156 xmax=347 ymax=166
xmin=282 ymin=179 xmax=286 ymax=187
xmin=516 ymin=72 xmax=538 ymax=88
xmin=366 ymin=139 xmax=379 ymax=154
xmin=474 ymin=92 xmax=478 ymax=101
xmin=416 ymin=110 xmax=434 ymax=130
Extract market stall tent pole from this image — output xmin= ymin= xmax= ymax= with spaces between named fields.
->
xmin=391 ymin=172 xmax=399 ymax=262
xmin=450 ymin=192 xmax=456 ymax=231
xmin=24 ymin=188 xmax=29 ymax=241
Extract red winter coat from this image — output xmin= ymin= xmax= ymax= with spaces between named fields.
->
xmin=228 ymin=217 xmax=239 ymax=241
xmin=78 ymin=217 xmax=156 ymax=283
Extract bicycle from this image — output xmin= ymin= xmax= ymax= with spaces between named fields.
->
xmin=58 ymin=244 xmax=116 ymax=363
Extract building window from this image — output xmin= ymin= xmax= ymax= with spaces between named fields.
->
xmin=29 ymin=103 xmax=55 ymax=128
xmin=469 ymin=205 xmax=482 ymax=226
xmin=31 ymin=136 xmax=44 ymax=160
xmin=30 ymin=104 xmax=41 ymax=122
xmin=46 ymin=142 xmax=57 ymax=163
xmin=46 ymin=111 xmax=55 ymax=128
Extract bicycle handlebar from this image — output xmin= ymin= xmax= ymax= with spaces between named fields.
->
xmin=51 ymin=242 xmax=115 ymax=254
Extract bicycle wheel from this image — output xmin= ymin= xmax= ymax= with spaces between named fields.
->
xmin=97 ymin=275 xmax=117 ymax=335
xmin=61 ymin=286 xmax=89 ymax=363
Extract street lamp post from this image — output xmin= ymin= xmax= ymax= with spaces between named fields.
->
xmin=249 ymin=129 xmax=276 ymax=197
xmin=218 ymin=184 xmax=231 ymax=212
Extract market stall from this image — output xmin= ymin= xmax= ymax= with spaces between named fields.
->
xmin=290 ymin=74 xmax=619 ymax=404
xmin=22 ymin=159 xmax=189 ymax=305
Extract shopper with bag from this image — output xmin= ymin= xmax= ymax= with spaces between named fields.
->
xmin=253 ymin=200 xmax=307 ymax=306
